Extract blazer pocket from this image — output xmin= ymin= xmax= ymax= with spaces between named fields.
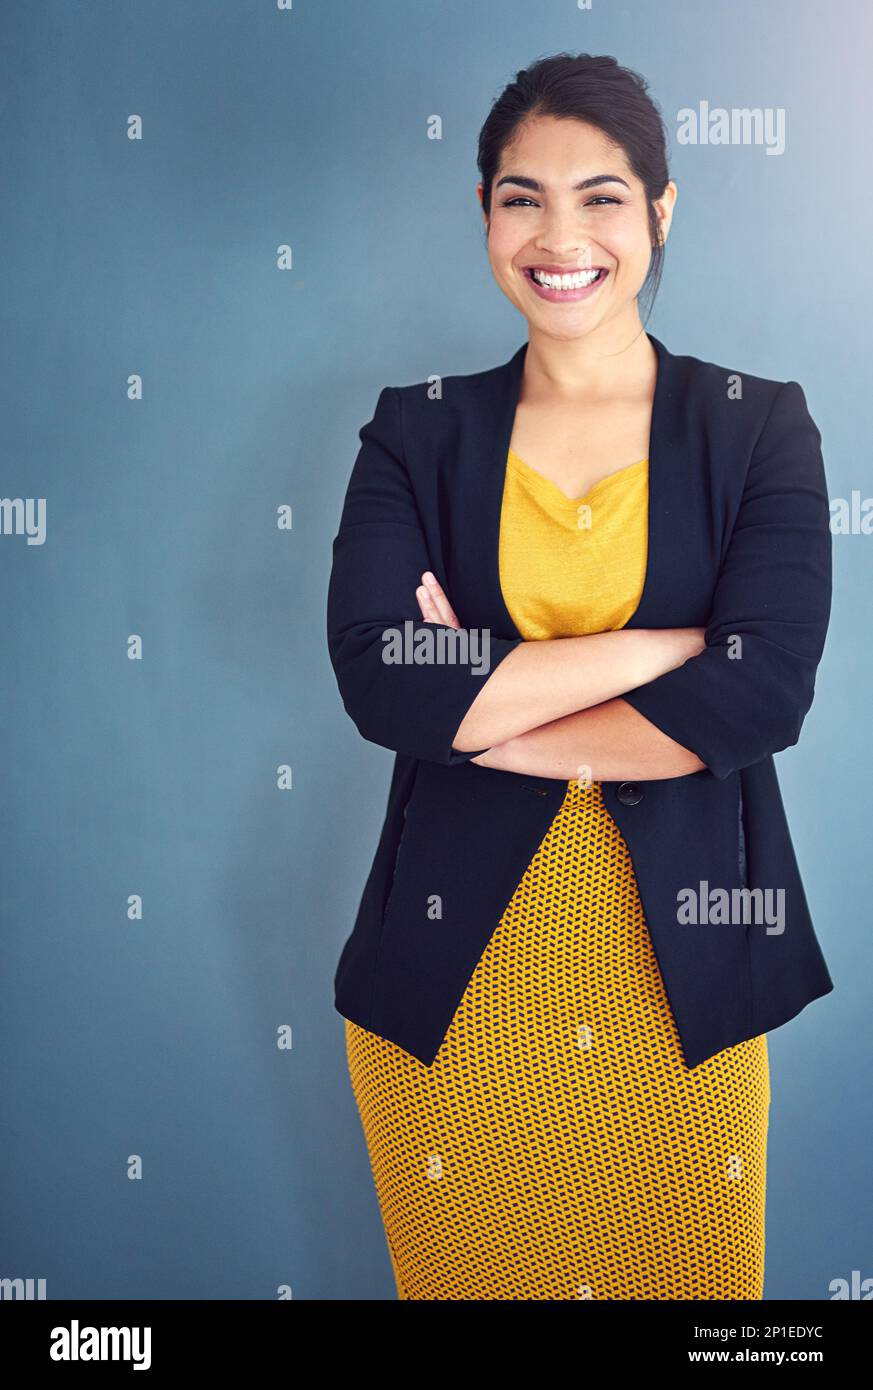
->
xmin=737 ymin=778 xmax=749 ymax=892
xmin=380 ymin=761 xmax=420 ymax=928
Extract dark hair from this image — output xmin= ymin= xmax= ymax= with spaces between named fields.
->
xmin=477 ymin=53 xmax=671 ymax=319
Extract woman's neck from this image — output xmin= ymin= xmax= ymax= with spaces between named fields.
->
xmin=522 ymin=315 xmax=657 ymax=404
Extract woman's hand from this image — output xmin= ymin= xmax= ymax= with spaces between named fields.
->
xmin=649 ymin=625 xmax=707 ymax=671
xmin=415 ymin=571 xmax=461 ymax=628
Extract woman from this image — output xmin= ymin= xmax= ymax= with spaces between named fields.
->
xmin=327 ymin=53 xmax=833 ymax=1300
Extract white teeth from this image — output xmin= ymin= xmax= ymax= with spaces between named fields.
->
xmin=530 ymin=267 xmax=602 ymax=289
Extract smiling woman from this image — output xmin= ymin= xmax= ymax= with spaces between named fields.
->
xmin=328 ymin=52 xmax=833 ymax=1301
xmin=497 ymin=172 xmax=634 ymax=304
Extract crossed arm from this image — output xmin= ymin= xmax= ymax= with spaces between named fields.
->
xmin=415 ymin=571 xmax=707 ymax=781
xmin=328 ymin=381 xmax=831 ymax=783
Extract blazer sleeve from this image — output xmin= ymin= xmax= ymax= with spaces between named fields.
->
xmin=326 ymin=385 xmax=525 ymax=765
xmin=621 ymin=380 xmax=832 ymax=781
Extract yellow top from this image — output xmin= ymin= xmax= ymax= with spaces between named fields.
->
xmin=498 ymin=448 xmax=649 ymax=642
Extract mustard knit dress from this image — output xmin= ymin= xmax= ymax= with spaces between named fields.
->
xmin=345 ymin=446 xmax=770 ymax=1301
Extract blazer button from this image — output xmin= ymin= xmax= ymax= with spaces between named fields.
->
xmin=616 ymin=781 xmax=644 ymax=806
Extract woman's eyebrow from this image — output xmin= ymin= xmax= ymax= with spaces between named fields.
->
xmin=495 ymin=173 xmax=631 ymax=192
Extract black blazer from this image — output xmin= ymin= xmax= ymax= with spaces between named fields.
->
xmin=326 ymin=334 xmax=834 ymax=1069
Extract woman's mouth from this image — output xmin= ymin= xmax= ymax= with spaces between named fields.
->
xmin=523 ymin=265 xmax=609 ymax=302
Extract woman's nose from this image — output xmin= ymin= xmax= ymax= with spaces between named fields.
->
xmin=536 ymin=225 xmax=591 ymax=262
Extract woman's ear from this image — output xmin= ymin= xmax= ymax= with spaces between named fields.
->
xmin=476 ymin=181 xmax=489 ymax=235
xmin=653 ymin=180 xmax=678 ymax=246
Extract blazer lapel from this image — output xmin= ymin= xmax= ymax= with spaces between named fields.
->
xmin=626 ymin=333 xmax=699 ymax=629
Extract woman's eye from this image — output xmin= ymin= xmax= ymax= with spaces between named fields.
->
xmin=500 ymin=195 xmax=623 ymax=209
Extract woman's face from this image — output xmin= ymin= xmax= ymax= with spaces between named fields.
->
xmin=479 ymin=114 xmax=676 ymax=343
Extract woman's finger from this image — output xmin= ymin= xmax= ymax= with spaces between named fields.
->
xmin=421 ymin=570 xmax=460 ymax=628
xmin=416 ymin=584 xmax=439 ymax=622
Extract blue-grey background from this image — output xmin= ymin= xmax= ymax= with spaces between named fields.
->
xmin=1 ymin=0 xmax=869 ymax=1300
